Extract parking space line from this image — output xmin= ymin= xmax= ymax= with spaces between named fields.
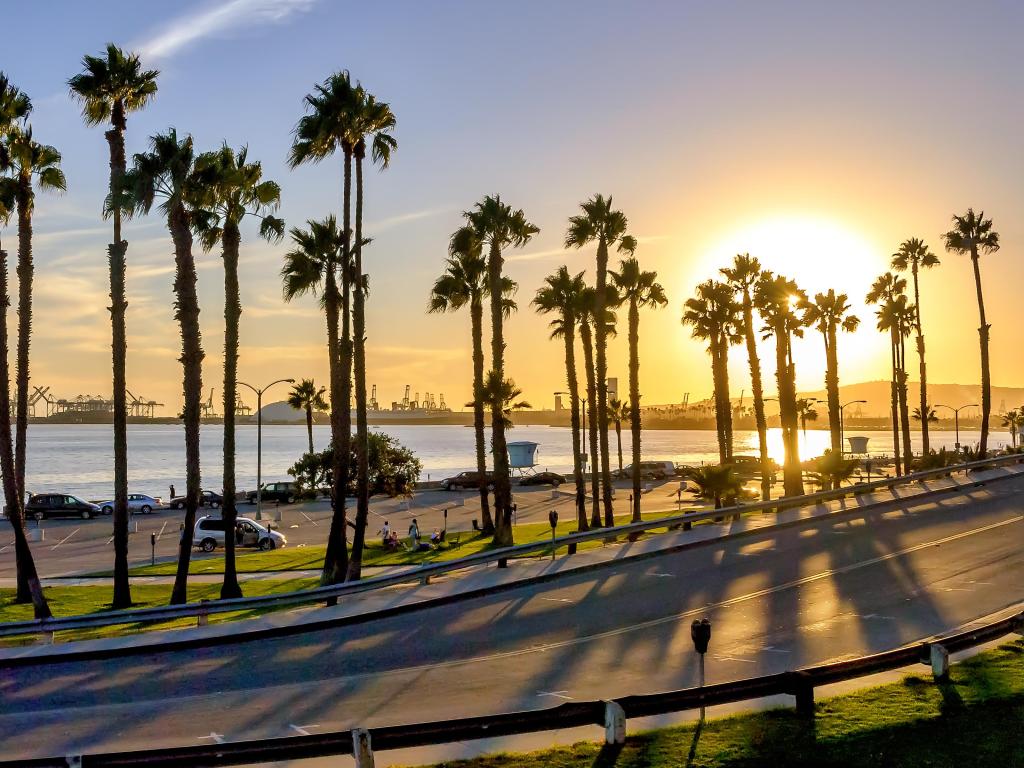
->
xmin=155 ymin=521 xmax=168 ymax=541
xmin=289 ymin=724 xmax=319 ymax=736
xmin=300 ymin=511 xmax=319 ymax=527
xmin=0 ymin=540 xmax=12 ymax=553
xmin=51 ymin=528 xmax=79 ymax=551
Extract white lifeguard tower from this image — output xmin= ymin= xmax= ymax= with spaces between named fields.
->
xmin=507 ymin=441 xmax=540 ymax=475
xmin=847 ymin=436 xmax=870 ymax=455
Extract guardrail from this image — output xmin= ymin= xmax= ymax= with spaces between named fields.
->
xmin=2 ymin=453 xmax=1022 ymax=641
xmin=9 ymin=608 xmax=1023 ymax=767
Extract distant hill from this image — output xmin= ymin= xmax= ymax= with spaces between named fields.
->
xmin=797 ymin=381 xmax=1024 ymax=418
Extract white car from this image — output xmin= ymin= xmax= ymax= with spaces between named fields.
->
xmin=96 ymin=494 xmax=163 ymax=516
xmin=192 ymin=516 xmax=287 ymax=553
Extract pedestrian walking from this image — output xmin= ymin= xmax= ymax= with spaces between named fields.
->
xmin=408 ymin=518 xmax=420 ymax=549
xmin=169 ymin=484 xmax=176 ymax=500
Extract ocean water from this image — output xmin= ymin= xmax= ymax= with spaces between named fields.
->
xmin=17 ymin=423 xmax=998 ymax=501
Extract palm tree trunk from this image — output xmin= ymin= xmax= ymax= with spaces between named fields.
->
xmin=580 ymin=318 xmax=601 ymax=528
xmin=470 ymin=297 xmax=493 ymax=534
xmin=12 ymin=175 xmax=33 ymax=604
xmin=220 ymin=222 xmax=242 ymax=600
xmin=169 ymin=205 xmax=204 ymax=606
xmin=824 ymin=324 xmax=842 ymax=455
xmin=487 ymin=239 xmax=514 ymax=547
xmin=615 ymin=421 xmax=623 ymax=473
xmin=741 ymin=295 xmax=770 ymax=500
xmin=347 ymin=152 xmax=371 ymax=580
xmin=305 ymin=404 xmax=314 ymax=454
xmin=628 ymin=299 xmax=642 ymax=523
xmin=776 ymin=328 xmax=802 ymax=496
xmin=323 ymin=149 xmax=352 ymax=585
xmin=320 ymin=272 xmax=348 ymax=585
xmin=720 ymin=332 xmax=734 ymax=460
xmin=897 ymin=335 xmax=913 ymax=469
xmin=911 ymin=264 xmax=930 ymax=454
xmin=0 ymin=238 xmax=49 ymax=618
xmin=104 ymin=118 xmax=132 ymax=609
xmin=889 ymin=329 xmax=902 ymax=476
xmin=593 ymin=237 xmax=613 ymax=527
xmin=971 ymin=251 xmax=990 ymax=458
xmin=711 ymin=338 xmax=728 ymax=464
xmin=561 ymin=310 xmax=587 ymax=531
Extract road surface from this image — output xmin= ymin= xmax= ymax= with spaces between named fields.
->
xmin=1 ymin=477 xmax=1021 ymax=764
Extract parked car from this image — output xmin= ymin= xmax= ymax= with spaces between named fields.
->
xmin=192 ymin=515 xmax=286 ymax=553
xmin=615 ymin=461 xmax=675 ymax=480
xmin=26 ymin=494 xmax=102 ymax=520
xmin=518 ymin=471 xmax=565 ymax=487
xmin=724 ymin=455 xmax=778 ymax=480
xmin=440 ymin=471 xmax=494 ymax=491
xmin=246 ymin=481 xmax=299 ymax=504
xmin=170 ymin=490 xmax=223 ymax=510
xmin=96 ymin=494 xmax=163 ymax=516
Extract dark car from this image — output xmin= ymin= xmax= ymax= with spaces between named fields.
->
xmin=169 ymin=489 xmax=223 ymax=510
xmin=246 ymin=481 xmax=299 ymax=504
xmin=518 ymin=471 xmax=565 ymax=487
xmin=440 ymin=471 xmax=494 ymax=491
xmin=26 ymin=494 xmax=102 ymax=520
xmin=725 ymin=455 xmax=778 ymax=480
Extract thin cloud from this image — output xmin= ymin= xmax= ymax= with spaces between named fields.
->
xmin=507 ymin=247 xmax=574 ymax=262
xmin=366 ymin=206 xmax=453 ymax=233
xmin=136 ymin=0 xmax=317 ymax=61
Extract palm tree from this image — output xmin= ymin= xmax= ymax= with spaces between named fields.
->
xmin=891 ymin=238 xmax=939 ymax=454
xmin=755 ymin=274 xmax=807 ymax=496
xmin=122 ymin=130 xmax=212 ymax=605
xmin=943 ymin=209 xmax=999 ymax=458
xmin=814 ymin=451 xmax=858 ymax=491
xmin=288 ymin=379 xmax=328 ymax=455
xmin=690 ymin=465 xmax=743 ymax=510
xmin=912 ymin=406 xmax=938 ymax=424
xmin=430 ymin=232 xmax=516 ymax=535
xmin=0 ymin=76 xmax=49 ymax=618
xmin=1001 ymin=409 xmax=1023 ymax=449
xmin=795 ymin=398 xmax=819 ymax=440
xmin=281 ymin=216 xmax=347 ymax=583
xmin=565 ymin=195 xmax=634 ymax=526
xmin=608 ymin=398 xmax=629 ymax=475
xmin=460 ymin=196 xmax=538 ymax=546
xmin=479 ymin=372 xmax=531 ymax=429
xmin=5 ymin=129 xmax=66 ymax=515
xmin=611 ymin=257 xmax=667 ymax=522
xmin=867 ymin=273 xmax=910 ymax=474
xmin=68 ymin=44 xmax=158 ymax=610
xmin=289 ymin=71 xmax=358 ymax=583
xmin=801 ymin=290 xmax=859 ymax=455
xmin=193 ymin=144 xmax=283 ymax=599
xmin=344 ymin=83 xmax=397 ymax=581
xmin=683 ymin=281 xmax=741 ymax=464
xmin=533 ymin=266 xmax=589 ymax=531
xmin=722 ymin=254 xmax=772 ymax=500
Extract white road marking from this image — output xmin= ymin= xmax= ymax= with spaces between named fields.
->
xmin=713 ymin=655 xmax=756 ymax=663
xmin=289 ymin=724 xmax=319 ymax=736
xmin=300 ymin=511 xmax=319 ymax=527
xmin=51 ymin=529 xmax=79 ymax=551
xmin=540 ymin=597 xmax=572 ymax=603
xmin=648 ymin=572 xmax=675 ymax=578
xmin=198 ymin=732 xmax=224 ymax=744
xmin=0 ymin=540 xmax=13 ymax=553
xmin=537 ymin=690 xmax=572 ymax=700
xmin=156 ymin=520 xmax=169 ymax=541
xmin=861 ymin=614 xmax=895 ymax=620
xmin=106 ymin=535 xmax=114 ymax=545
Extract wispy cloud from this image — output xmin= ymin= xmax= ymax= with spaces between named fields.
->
xmin=136 ymin=0 xmax=317 ymax=61
xmin=507 ymin=247 xmax=574 ymax=263
xmin=366 ymin=206 xmax=454 ymax=234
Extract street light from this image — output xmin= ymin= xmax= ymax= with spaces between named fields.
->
xmin=839 ymin=399 xmax=867 ymax=454
xmin=934 ymin=404 xmax=977 ymax=453
xmin=239 ymin=377 xmax=295 ymax=520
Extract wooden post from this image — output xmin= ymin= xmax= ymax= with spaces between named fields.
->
xmin=604 ymin=700 xmax=626 ymax=745
xmin=930 ymin=643 xmax=950 ymax=681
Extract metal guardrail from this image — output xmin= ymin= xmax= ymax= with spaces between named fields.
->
xmin=8 ymin=609 xmax=1023 ymax=767
xmin=2 ymin=453 xmax=1022 ymax=640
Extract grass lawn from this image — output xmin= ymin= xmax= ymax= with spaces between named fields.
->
xmin=122 ymin=510 xmax=694 ymax=577
xmin=0 ymin=578 xmax=316 ymax=644
xmin=413 ymin=639 xmax=1024 ymax=768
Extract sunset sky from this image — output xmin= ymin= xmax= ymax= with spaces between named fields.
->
xmin=3 ymin=0 xmax=1022 ymax=415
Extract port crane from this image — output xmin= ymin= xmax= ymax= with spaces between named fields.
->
xmin=200 ymin=388 xmax=216 ymax=418
xmin=126 ymin=390 xmax=164 ymax=418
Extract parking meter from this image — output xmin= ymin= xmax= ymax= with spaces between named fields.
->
xmin=691 ymin=618 xmax=712 ymax=719
xmin=150 ymin=532 xmax=156 ymax=566
xmin=690 ymin=618 xmax=712 ymax=654
xmin=548 ymin=510 xmax=558 ymax=560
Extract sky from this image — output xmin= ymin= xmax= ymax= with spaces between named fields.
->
xmin=2 ymin=0 xmax=1022 ymax=415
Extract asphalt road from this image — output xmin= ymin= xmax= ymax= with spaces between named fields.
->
xmin=1 ymin=476 xmax=1022 ymax=764
xmin=0 ymin=479 xmax=695 ymax=579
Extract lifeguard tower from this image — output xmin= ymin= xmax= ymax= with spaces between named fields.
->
xmin=846 ymin=436 xmax=870 ymax=455
xmin=507 ymin=441 xmax=540 ymax=475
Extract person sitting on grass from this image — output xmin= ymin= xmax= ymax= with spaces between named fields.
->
xmin=430 ymin=528 xmax=443 ymax=547
xmin=386 ymin=530 xmax=400 ymax=551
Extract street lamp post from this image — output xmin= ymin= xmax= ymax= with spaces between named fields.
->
xmin=239 ymin=378 xmax=295 ymax=521
xmin=934 ymin=404 xmax=978 ymax=453
xmin=839 ymin=399 xmax=867 ymax=454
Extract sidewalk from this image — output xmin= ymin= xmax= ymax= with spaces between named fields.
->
xmin=2 ymin=464 xmax=1020 ymax=663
